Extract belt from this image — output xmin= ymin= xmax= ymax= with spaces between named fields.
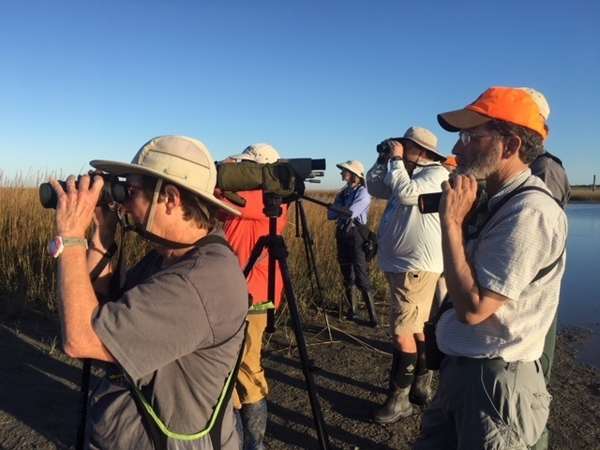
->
xmin=447 ymin=356 xmax=542 ymax=373
xmin=449 ymin=356 xmax=512 ymax=370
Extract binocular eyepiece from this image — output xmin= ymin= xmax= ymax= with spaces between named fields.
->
xmin=39 ymin=174 xmax=127 ymax=209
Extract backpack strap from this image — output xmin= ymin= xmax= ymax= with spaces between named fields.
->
xmin=439 ymin=182 xmax=565 ymax=321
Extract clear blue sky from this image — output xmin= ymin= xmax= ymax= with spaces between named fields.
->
xmin=1 ymin=0 xmax=598 ymax=189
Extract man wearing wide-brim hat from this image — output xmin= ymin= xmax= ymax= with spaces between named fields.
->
xmin=412 ymin=88 xmax=568 ymax=449
xmin=48 ymin=136 xmax=249 ymax=449
xmin=367 ymin=126 xmax=449 ymax=424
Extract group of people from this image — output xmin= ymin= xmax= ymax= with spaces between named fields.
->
xmin=48 ymin=85 xmax=568 ymax=449
xmin=327 ymin=86 xmax=568 ymax=449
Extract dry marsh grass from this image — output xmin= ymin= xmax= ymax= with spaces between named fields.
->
xmin=0 ymin=181 xmax=388 ymax=320
xmin=570 ymin=187 xmax=600 ymax=202
xmin=1 ymin=178 xmax=598 ymax=320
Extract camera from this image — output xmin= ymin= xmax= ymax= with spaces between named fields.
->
xmin=39 ymin=174 xmax=127 ymax=209
xmin=417 ymin=179 xmax=487 ymax=214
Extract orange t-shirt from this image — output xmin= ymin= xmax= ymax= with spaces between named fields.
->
xmin=218 ymin=190 xmax=288 ymax=308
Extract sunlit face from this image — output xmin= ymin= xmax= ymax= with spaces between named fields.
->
xmin=452 ymin=125 xmax=503 ymax=178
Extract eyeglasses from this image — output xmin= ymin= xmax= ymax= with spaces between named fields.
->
xmin=459 ymin=131 xmax=505 ymax=146
xmin=124 ymin=183 xmax=144 ymax=199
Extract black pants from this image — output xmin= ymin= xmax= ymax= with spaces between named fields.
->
xmin=336 ymin=227 xmax=372 ymax=292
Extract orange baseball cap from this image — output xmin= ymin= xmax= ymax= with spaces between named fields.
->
xmin=443 ymin=156 xmax=457 ymax=167
xmin=437 ymin=87 xmax=547 ymax=140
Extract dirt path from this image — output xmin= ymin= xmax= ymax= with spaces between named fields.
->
xmin=1 ymin=311 xmax=599 ymax=449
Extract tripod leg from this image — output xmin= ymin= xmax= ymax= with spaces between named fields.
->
xmin=275 ymin=236 xmax=331 ymax=450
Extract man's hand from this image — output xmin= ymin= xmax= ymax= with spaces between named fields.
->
xmin=439 ymin=174 xmax=479 ymax=228
xmin=51 ymin=174 xmax=104 ymax=238
xmin=388 ymin=140 xmax=404 ymax=159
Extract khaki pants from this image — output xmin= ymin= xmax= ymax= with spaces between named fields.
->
xmin=233 ymin=313 xmax=269 ymax=409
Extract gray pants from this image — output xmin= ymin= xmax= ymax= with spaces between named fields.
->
xmin=413 ymin=356 xmax=551 ymax=450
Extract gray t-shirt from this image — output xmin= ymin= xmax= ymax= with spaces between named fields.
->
xmin=88 ymin=231 xmax=248 ymax=449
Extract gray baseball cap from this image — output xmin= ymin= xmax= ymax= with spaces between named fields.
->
xmin=91 ymin=135 xmax=240 ymax=216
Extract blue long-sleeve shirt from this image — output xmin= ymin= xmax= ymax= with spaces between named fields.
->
xmin=327 ymin=184 xmax=371 ymax=227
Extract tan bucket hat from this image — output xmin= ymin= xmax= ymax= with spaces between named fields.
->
xmin=336 ymin=160 xmax=365 ymax=180
xmin=91 ymin=135 xmax=240 ymax=216
xmin=401 ymin=126 xmax=446 ymax=161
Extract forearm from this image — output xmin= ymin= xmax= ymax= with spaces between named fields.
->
xmin=88 ymin=227 xmax=115 ymax=301
xmin=442 ymin=221 xmax=508 ymax=324
xmin=441 ymin=222 xmax=481 ymax=323
xmin=58 ymin=248 xmax=115 ymax=361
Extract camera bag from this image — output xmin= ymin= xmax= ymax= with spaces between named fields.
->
xmin=354 ymin=220 xmax=378 ymax=263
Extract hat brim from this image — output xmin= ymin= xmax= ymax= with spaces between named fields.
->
xmin=399 ymin=138 xmax=447 ymax=162
xmin=437 ymin=109 xmax=492 ymax=132
xmin=336 ymin=163 xmax=364 ymax=179
xmin=90 ymin=159 xmax=241 ymax=216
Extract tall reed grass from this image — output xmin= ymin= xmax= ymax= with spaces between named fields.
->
xmin=2 ymin=175 xmax=597 ymax=321
xmin=0 ymin=179 xmax=388 ymax=320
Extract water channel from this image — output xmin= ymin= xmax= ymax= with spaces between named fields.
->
xmin=559 ymin=203 xmax=600 ymax=368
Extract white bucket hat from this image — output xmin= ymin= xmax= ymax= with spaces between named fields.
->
xmin=228 ymin=143 xmax=280 ymax=164
xmin=90 ymin=135 xmax=240 ymax=216
xmin=401 ymin=126 xmax=446 ymax=161
xmin=336 ymin=160 xmax=365 ymax=180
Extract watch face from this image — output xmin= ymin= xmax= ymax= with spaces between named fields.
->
xmin=47 ymin=236 xmax=63 ymax=257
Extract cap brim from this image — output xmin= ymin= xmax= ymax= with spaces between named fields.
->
xmin=227 ymin=153 xmax=255 ymax=162
xmin=90 ymin=159 xmax=241 ymax=216
xmin=437 ymin=109 xmax=492 ymax=132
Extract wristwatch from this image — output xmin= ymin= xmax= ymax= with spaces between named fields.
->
xmin=47 ymin=236 xmax=88 ymax=258
xmin=390 ymin=156 xmax=403 ymax=162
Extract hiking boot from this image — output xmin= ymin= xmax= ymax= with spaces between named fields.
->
xmin=409 ymin=371 xmax=433 ymax=405
xmin=344 ymin=285 xmax=359 ymax=321
xmin=360 ymin=290 xmax=380 ymax=328
xmin=372 ymin=386 xmax=413 ymax=424
xmin=240 ymin=399 xmax=267 ymax=450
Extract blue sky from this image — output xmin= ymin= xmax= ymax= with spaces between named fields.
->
xmin=1 ymin=0 xmax=599 ymax=190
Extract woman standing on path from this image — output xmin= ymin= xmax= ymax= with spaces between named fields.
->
xmin=328 ymin=160 xmax=379 ymax=327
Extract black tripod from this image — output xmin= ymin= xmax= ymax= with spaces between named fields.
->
xmin=243 ymin=193 xmax=351 ymax=450
xmin=293 ymin=197 xmax=334 ymax=340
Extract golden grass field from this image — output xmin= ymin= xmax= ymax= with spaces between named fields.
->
xmin=0 ymin=175 xmax=598 ymax=319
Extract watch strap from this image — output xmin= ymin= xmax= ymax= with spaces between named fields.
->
xmin=62 ymin=237 xmax=89 ymax=248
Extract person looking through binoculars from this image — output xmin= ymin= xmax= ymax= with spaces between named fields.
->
xmin=327 ymin=160 xmax=379 ymax=327
xmin=366 ymin=127 xmax=448 ymax=424
xmin=46 ymin=136 xmax=249 ymax=449
xmin=413 ymin=87 xmax=568 ymax=449
xmin=216 ymin=143 xmax=288 ymax=450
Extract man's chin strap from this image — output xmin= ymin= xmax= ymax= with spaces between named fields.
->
xmin=145 ymin=179 xmax=163 ymax=234
xmin=116 ymin=209 xmax=205 ymax=250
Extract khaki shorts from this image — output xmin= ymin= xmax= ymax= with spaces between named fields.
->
xmin=385 ymin=271 xmax=440 ymax=336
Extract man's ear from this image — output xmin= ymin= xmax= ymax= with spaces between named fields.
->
xmin=503 ymin=135 xmax=522 ymax=158
xmin=163 ymin=184 xmax=181 ymax=212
